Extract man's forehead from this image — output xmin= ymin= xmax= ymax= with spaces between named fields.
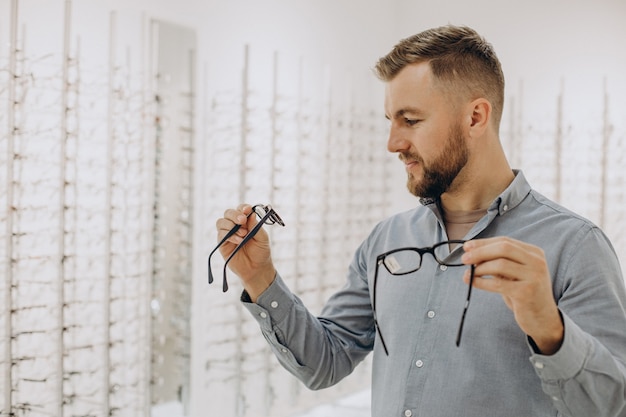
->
xmin=384 ymin=65 xmax=435 ymax=118
xmin=390 ymin=62 xmax=433 ymax=87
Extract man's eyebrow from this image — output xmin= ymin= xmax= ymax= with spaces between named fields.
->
xmin=385 ymin=108 xmax=424 ymax=120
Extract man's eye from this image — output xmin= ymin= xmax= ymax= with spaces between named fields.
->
xmin=405 ymin=118 xmax=420 ymax=126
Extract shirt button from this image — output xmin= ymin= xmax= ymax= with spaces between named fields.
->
xmin=427 ymin=311 xmax=436 ymax=319
xmin=503 ymin=204 xmax=509 ymax=211
xmin=270 ymin=301 xmax=279 ymax=308
xmin=439 ymin=265 xmax=447 ymax=271
xmin=415 ymin=360 xmax=424 ymax=368
xmin=534 ymin=362 xmax=544 ymax=369
xmin=281 ymin=348 xmax=288 ymax=353
xmin=259 ymin=312 xmax=268 ymax=319
xmin=404 ymin=410 xmax=413 ymax=417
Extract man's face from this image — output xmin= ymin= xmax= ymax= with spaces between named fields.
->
xmin=384 ymin=62 xmax=469 ymax=199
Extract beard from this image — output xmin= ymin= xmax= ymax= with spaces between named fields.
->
xmin=401 ymin=122 xmax=469 ymax=199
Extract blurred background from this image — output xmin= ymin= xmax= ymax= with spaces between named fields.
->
xmin=0 ymin=0 xmax=624 ymax=416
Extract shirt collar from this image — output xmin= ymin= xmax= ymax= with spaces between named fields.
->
xmin=489 ymin=169 xmax=531 ymax=216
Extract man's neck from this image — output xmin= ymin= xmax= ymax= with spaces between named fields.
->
xmin=440 ymin=166 xmax=515 ymax=213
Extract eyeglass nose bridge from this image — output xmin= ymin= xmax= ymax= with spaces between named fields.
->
xmin=430 ymin=240 xmax=466 ymax=267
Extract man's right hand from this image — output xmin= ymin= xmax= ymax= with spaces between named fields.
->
xmin=216 ymin=204 xmax=276 ymax=301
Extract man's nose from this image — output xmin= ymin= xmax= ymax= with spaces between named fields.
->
xmin=386 ymin=124 xmax=410 ymax=153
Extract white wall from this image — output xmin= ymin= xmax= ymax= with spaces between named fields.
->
xmin=78 ymin=0 xmax=397 ymax=96
xmin=392 ymin=0 xmax=626 ymax=114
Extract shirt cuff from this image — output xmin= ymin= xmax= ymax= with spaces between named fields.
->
xmin=240 ymin=273 xmax=295 ymax=329
xmin=528 ymin=312 xmax=591 ymax=381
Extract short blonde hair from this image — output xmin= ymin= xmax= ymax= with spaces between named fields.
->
xmin=375 ymin=25 xmax=505 ymax=127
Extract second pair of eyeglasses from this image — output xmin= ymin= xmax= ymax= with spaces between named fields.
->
xmin=373 ymin=240 xmax=476 ymax=355
xmin=208 ymin=204 xmax=285 ymax=292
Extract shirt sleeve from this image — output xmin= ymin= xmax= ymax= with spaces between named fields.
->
xmin=528 ymin=226 xmax=626 ymax=417
xmin=241 ymin=250 xmax=375 ymax=390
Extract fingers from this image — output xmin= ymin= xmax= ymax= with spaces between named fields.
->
xmin=462 ymin=267 xmax=518 ymax=294
xmin=462 ymin=237 xmax=544 ymax=272
xmin=216 ymin=204 xmax=256 ymax=244
xmin=460 ymin=236 xmax=550 ymax=297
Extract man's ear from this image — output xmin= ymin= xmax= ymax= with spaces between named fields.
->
xmin=467 ymin=98 xmax=492 ymax=134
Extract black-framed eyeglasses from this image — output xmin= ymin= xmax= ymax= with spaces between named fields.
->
xmin=208 ymin=204 xmax=284 ymax=292
xmin=372 ymin=239 xmax=476 ymax=355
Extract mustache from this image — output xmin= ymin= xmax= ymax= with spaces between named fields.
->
xmin=398 ymin=151 xmax=423 ymax=164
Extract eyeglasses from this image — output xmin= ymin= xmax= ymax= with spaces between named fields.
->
xmin=373 ymin=240 xmax=475 ymax=355
xmin=208 ymin=204 xmax=285 ymax=292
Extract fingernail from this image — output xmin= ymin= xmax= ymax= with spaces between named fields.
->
xmin=237 ymin=215 xmax=246 ymax=223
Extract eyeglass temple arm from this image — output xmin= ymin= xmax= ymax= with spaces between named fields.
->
xmin=455 ymin=264 xmax=475 ymax=347
xmin=372 ymin=258 xmax=390 ymax=356
xmin=375 ymin=319 xmax=389 ymax=356
xmin=208 ymin=223 xmax=243 ymax=284
xmin=208 ymin=208 xmax=259 ymax=285
xmin=221 ymin=211 xmax=273 ymax=292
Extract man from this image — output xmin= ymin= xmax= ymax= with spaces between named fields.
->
xmin=214 ymin=25 xmax=626 ymax=416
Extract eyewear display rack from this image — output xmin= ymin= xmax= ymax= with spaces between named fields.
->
xmin=0 ymin=1 xmax=193 ymax=416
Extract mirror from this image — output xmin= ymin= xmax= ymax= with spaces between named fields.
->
xmin=150 ymin=19 xmax=196 ymax=411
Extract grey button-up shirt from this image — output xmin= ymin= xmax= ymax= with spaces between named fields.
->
xmin=243 ymin=171 xmax=626 ymax=417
